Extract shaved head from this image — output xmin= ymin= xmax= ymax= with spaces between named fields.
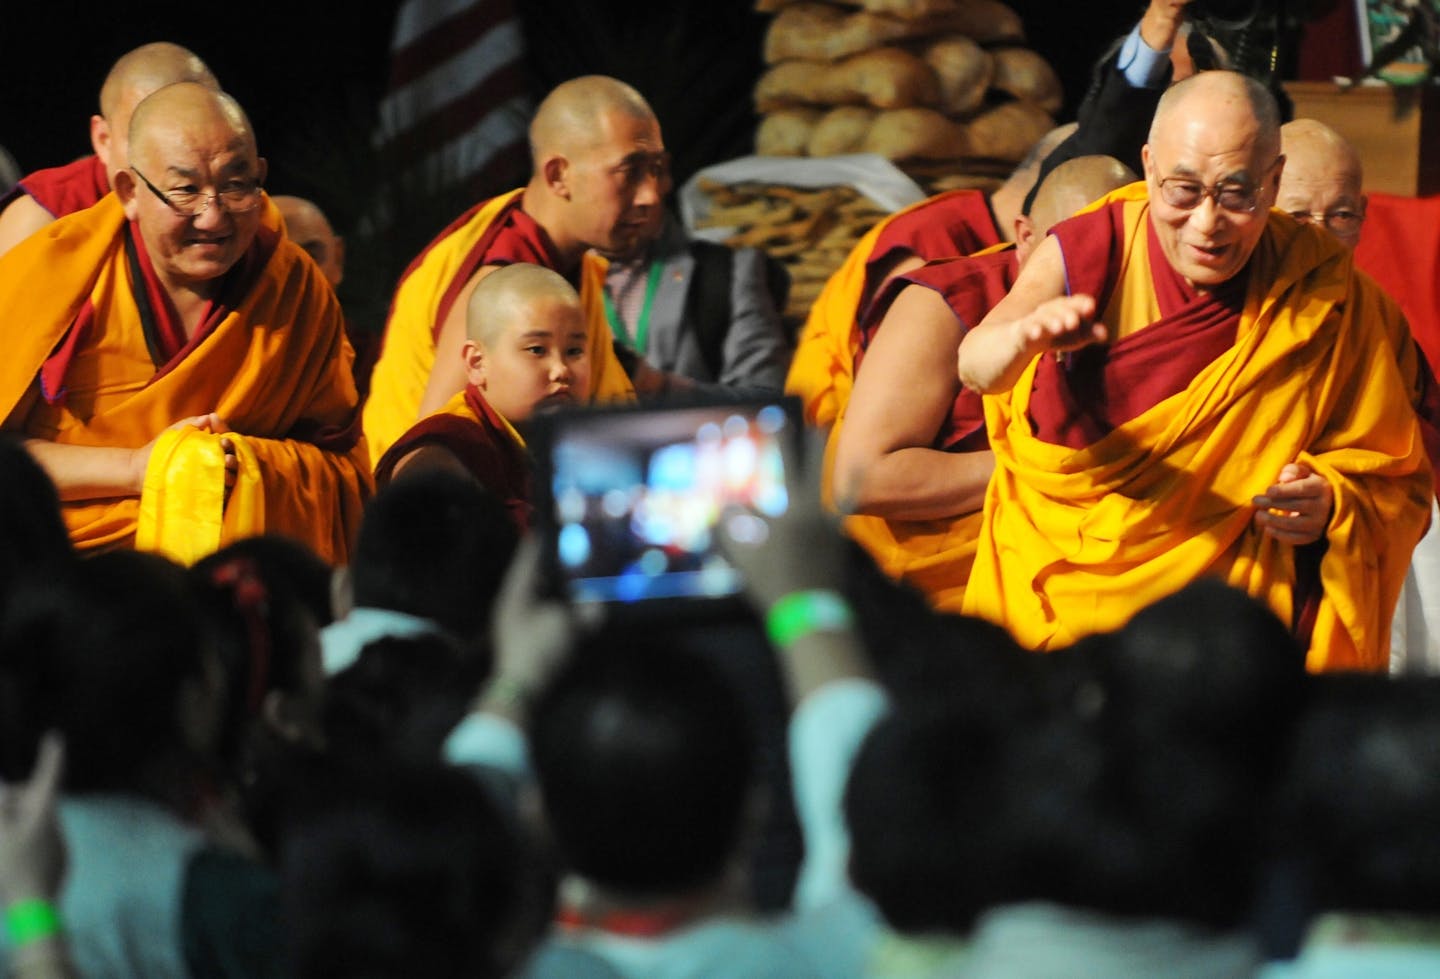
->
xmin=1281 ymin=119 xmax=1362 ymax=182
xmin=991 ymin=122 xmax=1080 ymax=241
xmin=1143 ymin=70 xmax=1283 ymax=289
xmin=1279 ymin=119 xmax=1366 ymax=249
xmin=1150 ymin=70 xmax=1281 ymax=163
xmin=128 ymin=83 xmax=256 ymax=166
xmin=118 ymin=83 xmax=266 ymax=296
xmin=100 ymin=42 xmax=218 ymax=120
xmin=468 ymin=263 xmax=582 ymax=345
xmin=1029 ymin=155 xmax=1139 ymax=236
xmin=93 ymin=42 xmax=219 ymax=182
xmin=529 ymin=75 xmax=657 ymax=164
xmin=274 ymin=195 xmax=345 ymax=287
xmin=1005 ymin=122 xmax=1080 ymax=195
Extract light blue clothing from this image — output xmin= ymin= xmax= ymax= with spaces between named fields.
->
xmin=1117 ymin=23 xmax=1173 ymax=89
xmin=1261 ymin=947 xmax=1440 ymax=978
xmin=1261 ymin=914 xmax=1440 ymax=979
xmin=7 ymin=795 xmax=204 ymax=979
xmin=320 ymin=605 xmax=440 ymax=675
xmin=956 ymin=901 xmax=1261 ymax=979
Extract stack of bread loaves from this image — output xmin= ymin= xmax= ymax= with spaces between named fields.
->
xmin=754 ymin=0 xmax=1061 ymax=191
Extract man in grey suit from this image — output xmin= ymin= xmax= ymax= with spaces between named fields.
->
xmin=601 ymin=178 xmax=792 ymax=395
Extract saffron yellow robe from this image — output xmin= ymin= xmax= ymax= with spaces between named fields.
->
xmin=963 ymin=186 xmax=1433 ymax=671
xmin=362 ymin=189 xmax=634 ymax=467
xmin=0 ymin=194 xmax=371 ymax=564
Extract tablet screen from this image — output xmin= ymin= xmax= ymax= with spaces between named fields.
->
xmin=535 ymin=398 xmax=800 ymax=606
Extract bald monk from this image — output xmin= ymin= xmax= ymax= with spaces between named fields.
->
xmin=362 ymin=74 xmax=650 ymax=467
xmin=831 ymin=156 xmax=1136 ymax=611
xmin=785 ymin=122 xmax=1076 ymax=431
xmin=1277 ymin=119 xmax=1367 ymax=251
xmin=1279 ymin=119 xmax=1440 ymax=674
xmin=0 ymin=42 xmax=218 ymax=257
xmin=274 ymin=194 xmax=345 ymax=288
xmin=956 ymin=71 xmax=1433 ymax=671
xmin=274 ymin=193 xmax=379 ymax=397
xmin=374 ymin=263 xmax=590 ymax=530
xmin=0 ymin=83 xmax=370 ymax=565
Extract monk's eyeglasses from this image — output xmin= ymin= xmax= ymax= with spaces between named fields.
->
xmin=1156 ymin=156 xmax=1284 ymax=215
xmin=131 ymin=166 xmax=263 ymax=217
xmin=1288 ymin=208 xmax=1366 ymax=235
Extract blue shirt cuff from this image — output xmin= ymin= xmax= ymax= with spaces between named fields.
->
xmin=1117 ymin=22 xmax=1172 ymax=89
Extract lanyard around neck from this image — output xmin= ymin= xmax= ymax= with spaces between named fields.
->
xmin=603 ymin=258 xmax=665 ymax=355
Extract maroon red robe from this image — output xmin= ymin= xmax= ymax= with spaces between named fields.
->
xmin=373 ymin=384 xmax=532 ymax=531
xmin=2 ymin=155 xmax=110 ymax=217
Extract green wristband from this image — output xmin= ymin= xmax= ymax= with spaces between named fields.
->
xmin=766 ymin=589 xmax=855 ymax=648
xmin=5 ymin=899 xmax=62 ymax=947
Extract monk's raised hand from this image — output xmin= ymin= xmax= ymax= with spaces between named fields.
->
xmin=1014 ymin=294 xmax=1108 ymax=359
xmin=1252 ymin=461 xmax=1333 ymax=545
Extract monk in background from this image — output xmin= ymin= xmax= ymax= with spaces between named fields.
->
xmin=1279 ymin=118 xmax=1440 ymax=674
xmin=274 ymin=193 xmax=379 ymax=399
xmin=784 ymin=123 xmax=1074 ymax=433
xmin=956 ymin=71 xmax=1432 ymax=670
xmin=0 ymin=84 xmax=370 ymax=565
xmin=375 ymin=264 xmax=591 ymax=531
xmin=832 ymin=156 xmax=1135 ymax=612
xmin=362 ymin=75 xmax=652 ymax=467
xmin=0 ymin=42 xmax=218 ymax=257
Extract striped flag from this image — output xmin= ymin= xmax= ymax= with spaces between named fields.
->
xmin=372 ymin=0 xmax=534 ymax=227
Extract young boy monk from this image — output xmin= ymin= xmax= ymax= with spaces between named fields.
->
xmin=373 ymin=263 xmax=592 ymax=530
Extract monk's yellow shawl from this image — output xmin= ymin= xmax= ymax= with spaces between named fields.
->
xmin=0 ymin=194 xmax=372 ymax=565
xmin=963 ymin=187 xmax=1433 ymax=671
xmin=362 ymin=188 xmax=635 ymax=467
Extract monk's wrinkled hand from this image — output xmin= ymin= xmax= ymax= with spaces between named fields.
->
xmin=1014 ymin=294 xmax=1108 ymax=360
xmin=1252 ymin=462 xmax=1333 ymax=546
xmin=129 ymin=413 xmax=227 ymax=491
xmin=220 ymin=436 xmax=238 ymax=494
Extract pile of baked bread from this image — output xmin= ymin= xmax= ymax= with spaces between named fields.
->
xmin=754 ymin=0 xmax=1060 ymax=192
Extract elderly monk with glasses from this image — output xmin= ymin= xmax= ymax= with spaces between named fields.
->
xmin=955 ymin=70 xmax=1434 ymax=671
xmin=0 ymin=83 xmax=371 ymax=565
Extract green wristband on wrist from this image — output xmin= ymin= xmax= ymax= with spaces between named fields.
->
xmin=5 ymin=898 xmax=62 ymax=947
xmin=766 ymin=589 xmax=855 ymax=648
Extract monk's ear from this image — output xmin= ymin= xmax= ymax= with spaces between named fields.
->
xmin=255 ymin=157 xmax=269 ymax=188
xmin=463 ymin=338 xmax=487 ymax=387
xmin=114 ymin=167 xmax=141 ymax=219
xmin=90 ymin=114 xmax=111 ymax=165
xmin=1141 ymin=143 xmax=1154 ymax=182
xmin=542 ymin=154 xmax=571 ymax=199
xmin=1013 ymin=214 xmax=1035 ymax=252
xmin=1268 ymin=153 xmax=1285 ymax=194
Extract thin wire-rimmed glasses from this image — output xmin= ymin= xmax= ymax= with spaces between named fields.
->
xmin=1286 ymin=207 xmax=1366 ymax=236
xmin=131 ymin=166 xmax=263 ymax=216
xmin=1156 ymin=156 xmax=1284 ymax=214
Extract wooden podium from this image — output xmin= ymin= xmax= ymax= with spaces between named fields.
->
xmin=1283 ymin=81 xmax=1440 ymax=197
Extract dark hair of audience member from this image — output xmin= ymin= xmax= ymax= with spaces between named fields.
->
xmin=529 ymin=630 xmax=756 ymax=896
xmin=189 ymin=550 xmax=326 ymax=771
xmin=280 ymin=760 xmax=547 ymax=979
xmin=1041 ymin=578 xmax=1307 ymax=927
xmin=194 ymin=533 xmax=336 ymax=629
xmin=324 ymin=632 xmax=482 ymax=764
xmin=1272 ymin=674 xmax=1440 ymax=916
xmin=0 ymin=437 xmax=73 ymax=602
xmin=844 ymin=629 xmax=1049 ymax=935
xmin=0 ymin=551 xmax=219 ymax=813
xmin=349 ymin=469 xmax=519 ymax=644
